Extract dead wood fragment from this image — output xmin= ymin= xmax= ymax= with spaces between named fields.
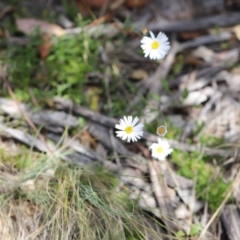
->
xmin=0 ymin=124 xmax=55 ymax=153
xmin=121 ymin=167 xmax=151 ymax=192
xmin=221 ymin=204 xmax=240 ymax=240
xmin=164 ymin=169 xmax=193 ymax=189
xmin=148 ymin=160 xmax=180 ymax=233
xmin=0 ymin=98 xmax=79 ymax=133
xmin=179 ymin=32 xmax=232 ymax=52
xmin=87 ymin=121 xmax=129 ymax=155
xmin=54 ymin=97 xmax=117 ymax=127
xmin=146 ymin=12 xmax=240 ymax=32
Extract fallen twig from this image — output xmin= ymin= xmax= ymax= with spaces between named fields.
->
xmin=146 ymin=12 xmax=240 ymax=32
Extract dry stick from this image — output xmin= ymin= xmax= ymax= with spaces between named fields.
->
xmin=146 ymin=12 xmax=240 ymax=32
xmin=1 ymin=76 xmax=53 ymax=155
xmin=178 ymin=32 xmax=232 ymax=52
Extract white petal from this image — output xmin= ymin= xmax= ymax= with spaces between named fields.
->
xmin=157 ymin=32 xmax=168 ymax=42
xmin=149 ymin=31 xmax=155 ymax=39
xmin=115 ymin=124 xmax=125 ymax=130
xmin=132 ymin=117 xmax=139 ymax=126
xmin=141 ymin=43 xmax=151 ymax=51
xmin=149 ymin=51 xmax=155 ymax=60
xmin=151 ymin=51 xmax=159 ymax=60
xmin=115 ymin=131 xmax=125 ymax=137
xmin=134 ymin=123 xmax=143 ymax=129
xmin=144 ymin=48 xmax=151 ymax=58
xmin=128 ymin=116 xmax=133 ymax=125
xmin=122 ymin=134 xmax=128 ymax=141
xmin=141 ymin=36 xmax=152 ymax=44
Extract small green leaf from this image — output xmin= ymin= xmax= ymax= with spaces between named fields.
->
xmin=182 ymin=88 xmax=189 ymax=99
xmin=162 ymin=78 xmax=170 ymax=92
xmin=189 ymin=223 xmax=201 ymax=236
xmin=176 ymin=230 xmax=185 ymax=238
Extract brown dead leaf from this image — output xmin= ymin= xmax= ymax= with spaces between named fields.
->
xmin=183 ymin=55 xmax=202 ymax=67
xmin=16 ymin=18 xmax=66 ymax=36
xmin=78 ymin=130 xmax=97 ymax=148
xmin=179 ymin=30 xmax=206 ymax=40
xmin=130 ymin=69 xmax=148 ymax=80
xmin=39 ymin=35 xmax=52 ymax=60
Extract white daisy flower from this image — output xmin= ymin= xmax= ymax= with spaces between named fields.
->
xmin=149 ymin=138 xmax=173 ymax=161
xmin=156 ymin=125 xmax=167 ymax=137
xmin=141 ymin=31 xmax=170 ymax=60
xmin=115 ymin=116 xmax=143 ymax=142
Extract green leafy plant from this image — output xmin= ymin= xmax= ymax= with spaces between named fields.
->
xmin=5 ymin=31 xmax=101 ymax=105
xmin=172 ymin=150 xmax=231 ymax=211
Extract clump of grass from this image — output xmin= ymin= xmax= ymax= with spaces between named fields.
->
xmin=0 ymin=148 xmax=164 ymax=239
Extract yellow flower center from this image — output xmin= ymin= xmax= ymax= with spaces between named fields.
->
xmin=125 ymin=126 xmax=133 ymax=134
xmin=157 ymin=147 xmax=163 ymax=153
xmin=151 ymin=41 xmax=160 ymax=49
